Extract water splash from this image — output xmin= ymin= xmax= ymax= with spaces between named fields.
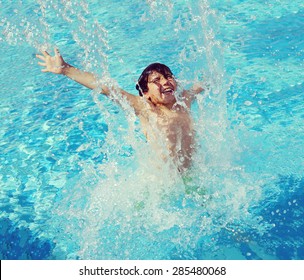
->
xmin=1 ymin=0 xmax=300 ymax=260
xmin=41 ymin=1 xmax=268 ymax=260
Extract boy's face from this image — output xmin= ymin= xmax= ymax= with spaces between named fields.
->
xmin=144 ymin=71 xmax=177 ymax=106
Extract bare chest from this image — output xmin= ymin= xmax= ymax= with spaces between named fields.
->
xmin=140 ymin=107 xmax=193 ymax=144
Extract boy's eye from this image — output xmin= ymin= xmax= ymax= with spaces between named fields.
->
xmin=151 ymin=77 xmax=160 ymax=83
xmin=149 ymin=74 xmax=173 ymax=84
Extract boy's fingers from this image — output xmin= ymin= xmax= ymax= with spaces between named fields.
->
xmin=42 ymin=50 xmax=50 ymax=57
xmin=38 ymin=62 xmax=46 ymax=66
xmin=41 ymin=69 xmax=48 ymax=72
xmin=36 ymin=54 xmax=46 ymax=61
xmin=54 ymin=47 xmax=60 ymax=56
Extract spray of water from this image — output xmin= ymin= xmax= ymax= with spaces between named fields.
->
xmin=0 ymin=0 xmax=282 ymax=259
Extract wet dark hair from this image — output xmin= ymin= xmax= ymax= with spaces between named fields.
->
xmin=135 ymin=63 xmax=173 ymax=96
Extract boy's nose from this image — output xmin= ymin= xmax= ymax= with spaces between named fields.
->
xmin=161 ymin=77 xmax=171 ymax=86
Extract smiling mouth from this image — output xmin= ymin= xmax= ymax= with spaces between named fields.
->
xmin=161 ymin=88 xmax=174 ymax=95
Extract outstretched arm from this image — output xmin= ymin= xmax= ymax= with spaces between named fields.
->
xmin=36 ymin=48 xmax=141 ymax=111
xmin=36 ymin=48 xmax=106 ymax=92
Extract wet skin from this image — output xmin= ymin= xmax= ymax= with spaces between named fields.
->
xmin=136 ymin=71 xmax=196 ymax=172
xmin=36 ymin=50 xmax=203 ymax=173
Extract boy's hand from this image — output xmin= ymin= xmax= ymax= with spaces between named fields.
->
xmin=36 ymin=48 xmax=67 ymax=74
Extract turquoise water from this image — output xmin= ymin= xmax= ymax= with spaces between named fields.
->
xmin=0 ymin=0 xmax=303 ymax=259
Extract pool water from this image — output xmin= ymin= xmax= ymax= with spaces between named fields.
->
xmin=0 ymin=0 xmax=303 ymax=260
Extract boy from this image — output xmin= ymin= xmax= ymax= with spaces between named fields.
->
xmin=36 ymin=48 xmax=204 ymax=173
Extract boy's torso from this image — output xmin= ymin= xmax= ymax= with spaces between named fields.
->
xmin=137 ymin=100 xmax=195 ymax=171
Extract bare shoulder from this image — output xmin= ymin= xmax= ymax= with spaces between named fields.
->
xmin=120 ymin=90 xmax=144 ymax=115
